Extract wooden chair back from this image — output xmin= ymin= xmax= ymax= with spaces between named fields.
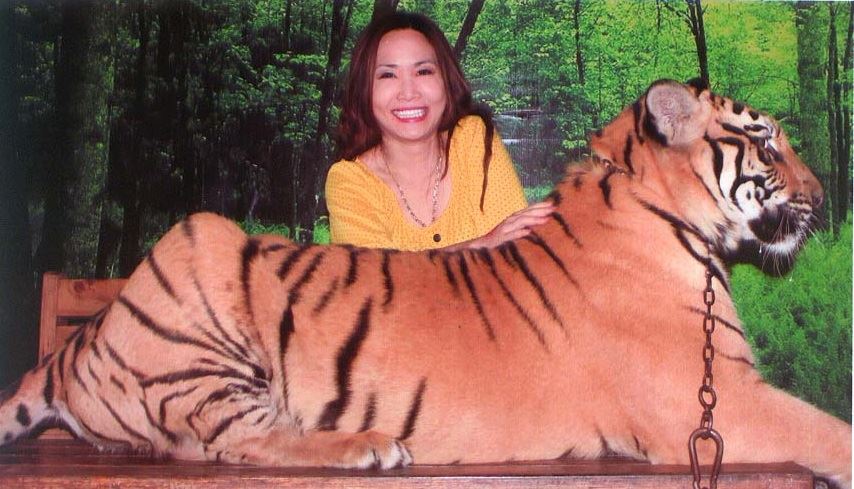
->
xmin=38 ymin=272 xmax=127 ymax=362
xmin=37 ymin=272 xmax=126 ymax=439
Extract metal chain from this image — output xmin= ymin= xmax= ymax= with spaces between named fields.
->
xmin=688 ymin=252 xmax=724 ymax=489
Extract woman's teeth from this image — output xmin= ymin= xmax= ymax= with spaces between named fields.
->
xmin=393 ymin=109 xmax=426 ymax=119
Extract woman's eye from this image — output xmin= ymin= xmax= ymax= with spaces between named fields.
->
xmin=417 ymin=68 xmax=434 ymax=76
xmin=377 ymin=72 xmax=395 ymax=79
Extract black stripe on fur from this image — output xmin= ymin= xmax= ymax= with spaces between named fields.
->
xmin=400 ymin=378 xmax=427 ymax=440
xmin=359 ymin=393 xmax=378 ymax=432
xmin=441 ymin=254 xmax=460 ymax=296
xmin=191 ymin=273 xmax=252 ymax=362
xmin=506 ymin=243 xmax=564 ymax=328
xmin=550 ymin=213 xmax=582 ymax=247
xmin=205 ymin=405 xmax=264 ymax=445
xmin=312 ymin=278 xmax=341 ymax=315
xmin=636 ymin=199 xmax=729 ymax=293
xmin=477 ymin=249 xmax=547 ymax=348
xmin=288 ymin=250 xmax=327 ymax=305
xmin=381 ymin=251 xmax=394 ymax=307
xmin=277 ymin=245 xmax=311 ymax=280
xmin=241 ymin=238 xmax=261 ymax=323
xmin=118 ymin=295 xmax=229 ymax=353
xmin=316 ymin=298 xmax=373 ymax=431
xmin=457 ymin=254 xmax=496 ymax=341
xmin=280 ymin=306 xmax=295 ymax=412
xmin=146 ymin=252 xmax=177 ymax=300
xmin=345 ymin=248 xmax=360 ymax=287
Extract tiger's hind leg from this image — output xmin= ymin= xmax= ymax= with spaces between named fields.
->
xmin=208 ymin=425 xmax=412 ymax=469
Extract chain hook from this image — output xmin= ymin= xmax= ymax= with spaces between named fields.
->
xmin=688 ymin=249 xmax=724 ymax=489
xmin=688 ymin=427 xmax=724 ymax=489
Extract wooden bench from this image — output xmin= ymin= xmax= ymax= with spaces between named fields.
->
xmin=0 ymin=272 xmax=816 ymax=488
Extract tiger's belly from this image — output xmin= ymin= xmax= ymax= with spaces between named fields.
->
xmin=281 ymin=316 xmax=609 ymax=464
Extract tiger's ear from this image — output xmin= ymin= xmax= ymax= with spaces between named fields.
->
xmin=644 ymin=79 xmax=712 ymax=147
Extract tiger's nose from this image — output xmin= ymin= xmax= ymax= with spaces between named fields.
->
xmin=811 ymin=189 xmax=823 ymax=209
xmin=804 ymin=177 xmax=823 ymax=209
xmin=798 ymin=168 xmax=824 ymax=209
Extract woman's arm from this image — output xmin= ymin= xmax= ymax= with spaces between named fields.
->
xmin=445 ymin=125 xmax=555 ymax=250
xmin=443 ymin=201 xmax=556 ymax=251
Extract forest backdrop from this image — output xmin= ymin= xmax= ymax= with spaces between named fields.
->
xmin=1 ymin=0 xmax=851 ymax=420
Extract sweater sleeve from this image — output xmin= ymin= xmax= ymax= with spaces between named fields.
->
xmin=325 ymin=161 xmax=395 ymax=249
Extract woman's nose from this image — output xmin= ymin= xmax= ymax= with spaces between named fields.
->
xmin=397 ymin=75 xmax=418 ymax=100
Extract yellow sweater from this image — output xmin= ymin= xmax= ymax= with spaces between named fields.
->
xmin=325 ymin=115 xmax=527 ymax=250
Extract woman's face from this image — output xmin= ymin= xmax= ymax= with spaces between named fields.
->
xmin=372 ymin=29 xmax=448 ymax=147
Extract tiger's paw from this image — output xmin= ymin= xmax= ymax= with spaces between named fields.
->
xmin=333 ymin=431 xmax=413 ymax=470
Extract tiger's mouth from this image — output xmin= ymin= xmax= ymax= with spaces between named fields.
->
xmin=732 ymin=203 xmax=817 ymax=276
xmin=748 ymin=205 xmax=812 ymax=245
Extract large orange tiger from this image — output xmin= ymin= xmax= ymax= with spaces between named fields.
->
xmin=1 ymin=80 xmax=850 ymax=487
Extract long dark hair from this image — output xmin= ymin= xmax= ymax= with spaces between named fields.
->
xmin=335 ymin=11 xmax=495 ymax=210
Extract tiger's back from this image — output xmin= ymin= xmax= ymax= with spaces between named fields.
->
xmin=0 ymin=80 xmax=849 ymax=487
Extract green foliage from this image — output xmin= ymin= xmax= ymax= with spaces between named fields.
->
xmin=240 ymin=220 xmax=292 ymax=237
xmin=312 ymin=216 xmax=331 ymax=244
xmin=731 ymin=217 xmax=852 ymax=420
xmin=241 ymin=216 xmax=330 ymax=245
xmin=524 ymin=185 xmax=552 ymax=203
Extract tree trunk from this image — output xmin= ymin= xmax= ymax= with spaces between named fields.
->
xmin=296 ymin=0 xmax=352 ymax=242
xmin=795 ymin=1 xmax=832 ymax=223
xmin=827 ymin=4 xmax=843 ymax=233
xmin=284 ymin=0 xmax=292 ymax=51
xmin=0 ymin=2 xmax=37 ymax=386
xmin=155 ymin=2 xmax=196 ymax=218
xmin=270 ymin=141 xmax=295 ymax=225
xmin=686 ymin=0 xmax=709 ymax=86
xmin=454 ymin=0 xmax=485 ymax=60
xmin=118 ymin=2 xmax=150 ymax=276
xmin=50 ymin=0 xmax=116 ymax=277
xmin=573 ymin=0 xmax=585 ymax=86
xmin=841 ymin=3 xmax=853 ymax=219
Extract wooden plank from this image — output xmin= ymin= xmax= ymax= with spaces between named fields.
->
xmin=38 ymin=272 xmax=61 ymax=361
xmin=55 ymin=278 xmax=126 ymax=317
xmin=0 ymin=440 xmax=814 ymax=489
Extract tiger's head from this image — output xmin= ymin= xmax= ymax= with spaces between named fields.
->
xmin=590 ymin=79 xmax=823 ymax=275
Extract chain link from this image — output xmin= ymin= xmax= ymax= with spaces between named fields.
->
xmin=688 ymin=253 xmax=724 ymax=489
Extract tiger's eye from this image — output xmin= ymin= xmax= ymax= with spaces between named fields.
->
xmin=433 ymin=234 xmax=441 ymax=243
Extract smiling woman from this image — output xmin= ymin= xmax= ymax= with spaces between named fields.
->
xmin=326 ymin=12 xmax=555 ymax=251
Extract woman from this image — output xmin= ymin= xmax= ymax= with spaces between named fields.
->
xmin=326 ymin=12 xmax=553 ymax=251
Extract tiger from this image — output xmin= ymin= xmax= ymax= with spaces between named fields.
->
xmin=0 ymin=79 xmax=850 ymax=488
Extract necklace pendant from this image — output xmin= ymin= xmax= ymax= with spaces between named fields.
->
xmin=382 ymin=146 xmax=444 ymax=228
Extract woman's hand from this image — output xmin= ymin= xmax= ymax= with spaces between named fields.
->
xmin=446 ymin=201 xmax=557 ymax=251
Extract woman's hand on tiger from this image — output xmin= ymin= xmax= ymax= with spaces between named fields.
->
xmin=468 ymin=201 xmax=557 ymax=249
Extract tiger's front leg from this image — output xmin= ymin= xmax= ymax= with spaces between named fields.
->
xmin=208 ymin=425 xmax=412 ymax=469
xmin=642 ymin=370 xmax=851 ymax=489
xmin=715 ymin=379 xmax=852 ymax=489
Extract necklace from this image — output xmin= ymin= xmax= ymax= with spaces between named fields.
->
xmin=381 ymin=146 xmax=443 ymax=228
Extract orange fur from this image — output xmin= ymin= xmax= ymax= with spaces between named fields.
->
xmin=1 ymin=80 xmax=849 ymax=487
